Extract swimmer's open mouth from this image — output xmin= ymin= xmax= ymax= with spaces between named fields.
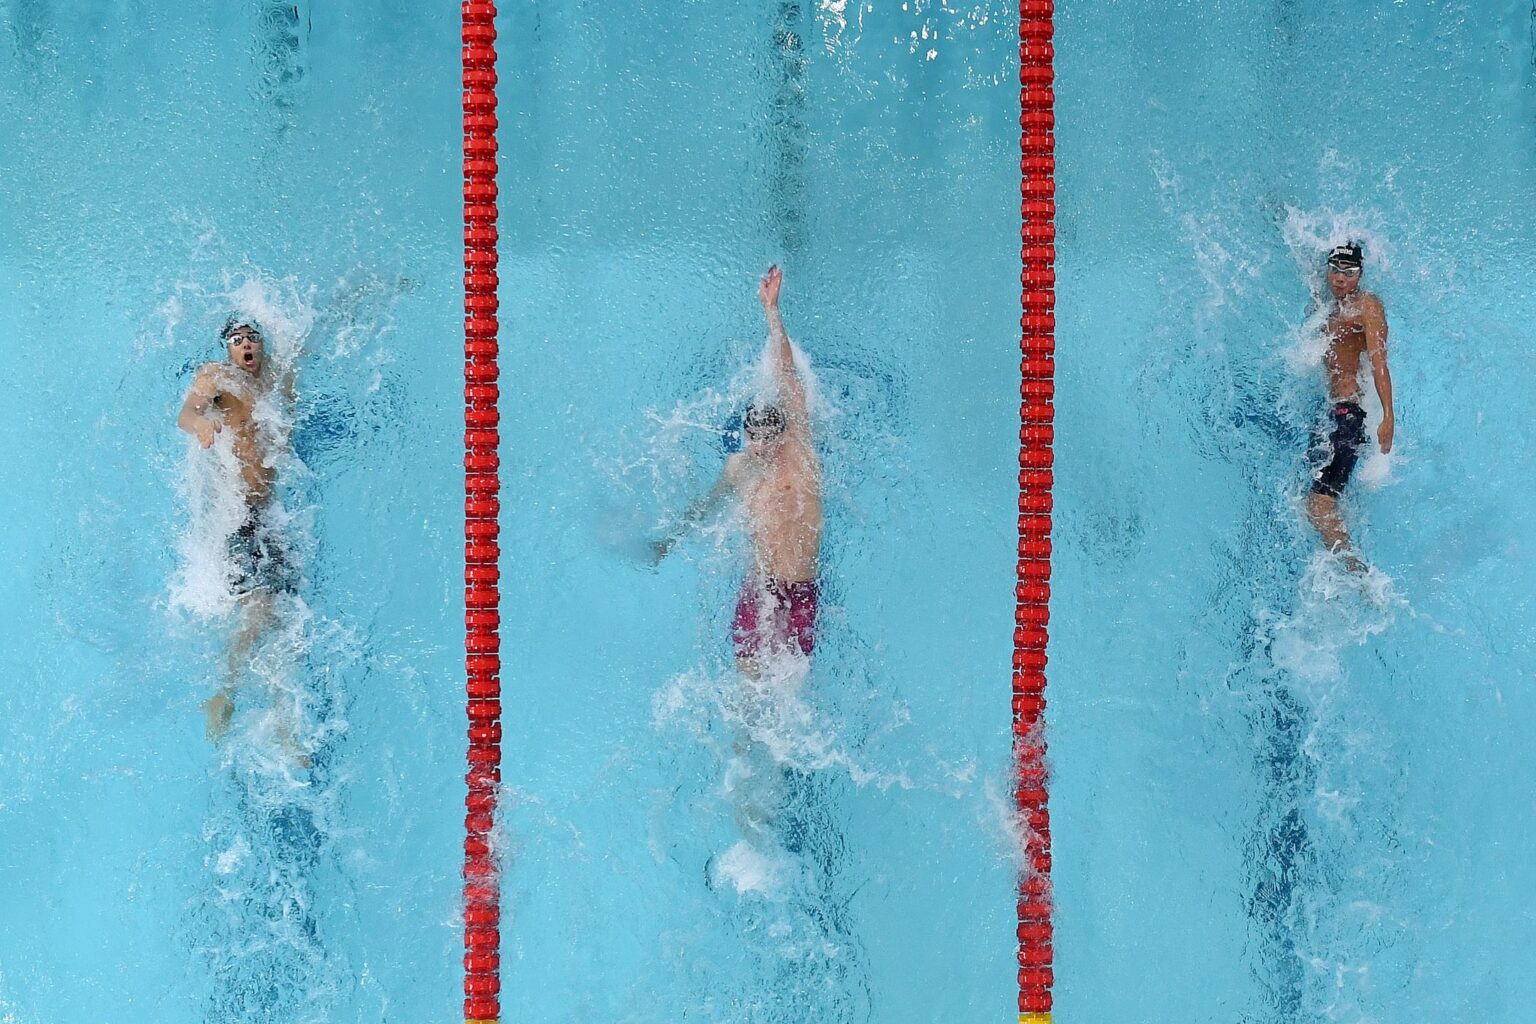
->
xmin=243 ymin=353 xmax=255 ymax=366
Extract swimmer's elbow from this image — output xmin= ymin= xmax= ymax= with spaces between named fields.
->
xmin=1373 ymin=345 xmax=1390 ymax=368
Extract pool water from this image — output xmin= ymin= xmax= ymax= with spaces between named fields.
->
xmin=1054 ymin=4 xmax=1536 ymax=1022
xmin=1 ymin=4 xmax=464 ymax=1022
xmin=497 ymin=3 xmax=1020 ymax=1020
xmin=3 ymin=2 xmax=1535 ymax=1023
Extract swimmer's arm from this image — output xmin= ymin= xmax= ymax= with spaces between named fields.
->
xmin=759 ymin=265 xmax=810 ymax=439
xmin=177 ymin=365 xmax=222 ymax=448
xmin=1364 ymin=297 xmax=1393 ymax=453
xmin=651 ymin=457 xmax=740 ymax=563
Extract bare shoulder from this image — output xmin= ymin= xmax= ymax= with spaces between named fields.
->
xmin=192 ymin=362 xmax=226 ymax=392
xmin=1359 ymin=291 xmax=1387 ymax=320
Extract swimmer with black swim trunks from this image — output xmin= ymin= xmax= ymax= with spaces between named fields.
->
xmin=176 ymin=317 xmax=303 ymax=754
xmin=652 ymin=265 xmax=824 ymax=678
xmin=1306 ymin=242 xmax=1394 ymax=573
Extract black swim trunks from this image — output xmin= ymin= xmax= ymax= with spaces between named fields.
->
xmin=228 ymin=514 xmax=298 ymax=596
xmin=1309 ymin=401 xmax=1368 ymax=499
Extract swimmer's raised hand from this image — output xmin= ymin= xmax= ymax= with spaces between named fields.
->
xmin=759 ymin=264 xmax=782 ymax=311
xmin=193 ymin=415 xmax=221 ymax=449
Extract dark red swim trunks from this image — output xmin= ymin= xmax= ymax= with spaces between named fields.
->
xmin=731 ymin=576 xmax=819 ymax=660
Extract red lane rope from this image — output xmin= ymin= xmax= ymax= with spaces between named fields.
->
xmin=1015 ymin=1 xmax=1055 ymax=1021
xmin=463 ymin=2 xmax=501 ymax=1023
xmin=460 ymin=5 xmax=1044 ymax=1019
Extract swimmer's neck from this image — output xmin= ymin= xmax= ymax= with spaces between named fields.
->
xmin=227 ymin=362 xmax=269 ymax=383
xmin=214 ymin=364 xmax=269 ymax=395
xmin=1329 ymin=287 xmax=1372 ymax=308
xmin=740 ymin=449 xmax=780 ymax=473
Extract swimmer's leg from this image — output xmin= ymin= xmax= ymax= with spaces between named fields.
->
xmin=271 ymin=688 xmax=312 ymax=770
xmin=727 ymin=653 xmax=799 ymax=840
xmin=203 ymin=690 xmax=234 ymax=742
xmin=243 ymin=592 xmax=310 ymax=768
xmin=727 ymin=727 xmax=786 ymax=843
xmin=206 ymin=590 xmax=278 ymax=743
xmin=1306 ymin=491 xmax=1366 ymax=573
xmin=730 ymin=656 xmax=772 ymax=837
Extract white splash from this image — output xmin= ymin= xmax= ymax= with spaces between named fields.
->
xmin=652 ymin=658 xmax=914 ymax=793
xmin=1278 ymin=204 xmax=1391 ymax=372
xmin=710 ymin=838 xmax=789 ymax=896
xmin=168 ymin=272 xmax=315 ymax=621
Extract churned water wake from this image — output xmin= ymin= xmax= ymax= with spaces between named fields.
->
xmin=582 ymin=329 xmax=994 ymax=1023
xmin=1145 ymin=147 xmax=1446 ymax=1020
xmin=157 ymin=268 xmax=407 ymax=1024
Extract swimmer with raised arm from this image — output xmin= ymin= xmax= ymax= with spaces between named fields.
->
xmin=1306 ymin=242 xmax=1394 ymax=572
xmin=654 ymin=265 xmax=824 ymax=676
xmin=176 ymin=318 xmax=302 ymax=752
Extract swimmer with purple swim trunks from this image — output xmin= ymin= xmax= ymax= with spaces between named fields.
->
xmin=1306 ymin=242 xmax=1394 ymax=573
xmin=653 ymin=265 xmax=823 ymax=676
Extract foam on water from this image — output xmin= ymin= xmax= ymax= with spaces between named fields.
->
xmin=1135 ymin=138 xmax=1466 ymax=1019
xmin=579 ymin=326 xmax=986 ymax=1020
xmin=711 ymin=838 xmax=789 ymax=896
xmin=1238 ymin=556 xmax=1409 ymax=1022
xmin=144 ymin=265 xmax=409 ymax=1023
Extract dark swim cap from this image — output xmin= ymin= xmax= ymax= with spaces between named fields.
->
xmin=743 ymin=402 xmax=786 ymax=439
xmin=220 ymin=316 xmax=264 ymax=342
xmin=1326 ymin=242 xmax=1363 ymax=271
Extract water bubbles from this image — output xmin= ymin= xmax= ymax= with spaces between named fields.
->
xmin=710 ymin=838 xmax=790 ymax=896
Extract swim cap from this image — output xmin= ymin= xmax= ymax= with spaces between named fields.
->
xmin=1326 ymin=242 xmax=1363 ymax=271
xmin=220 ymin=316 xmax=264 ymax=342
xmin=743 ymin=402 xmax=786 ymax=439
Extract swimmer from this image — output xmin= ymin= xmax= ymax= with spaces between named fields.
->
xmin=176 ymin=318 xmax=304 ymax=761
xmin=656 ymin=266 xmax=824 ymax=863
xmin=1305 ymin=242 xmax=1394 ymax=573
xmin=653 ymin=265 xmax=824 ymax=679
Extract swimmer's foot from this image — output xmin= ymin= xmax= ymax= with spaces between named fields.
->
xmin=275 ymin=722 xmax=312 ymax=770
xmin=203 ymin=691 xmax=234 ymax=743
xmin=1344 ymin=553 xmax=1368 ymax=574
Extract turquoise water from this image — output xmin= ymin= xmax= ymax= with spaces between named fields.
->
xmin=2 ymin=3 xmax=1021 ymax=1022
xmin=498 ymin=3 xmax=1018 ymax=1021
xmin=5 ymin=2 xmax=1535 ymax=1023
xmin=1 ymin=4 xmax=463 ymax=1022
xmin=1055 ymin=3 xmax=1536 ymax=1022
